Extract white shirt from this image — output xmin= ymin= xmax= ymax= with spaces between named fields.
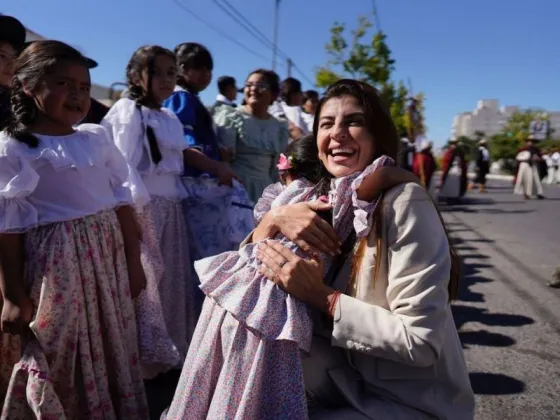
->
xmin=216 ymin=93 xmax=235 ymax=106
xmin=0 ymin=124 xmax=132 ymax=233
xmin=479 ymin=146 xmax=490 ymax=162
xmin=102 ymin=98 xmax=189 ymax=208
xmin=269 ymin=101 xmax=309 ymax=135
xmin=551 ymin=152 xmax=560 ymax=166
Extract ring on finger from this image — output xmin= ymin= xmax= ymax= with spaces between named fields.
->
xmin=279 ymin=259 xmax=287 ymax=269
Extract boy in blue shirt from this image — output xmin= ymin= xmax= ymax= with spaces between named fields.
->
xmin=164 ymin=42 xmax=237 ymax=184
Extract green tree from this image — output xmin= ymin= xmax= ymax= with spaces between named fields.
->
xmin=315 ymin=16 xmax=423 ymax=139
xmin=489 ymin=110 xmax=550 ymax=161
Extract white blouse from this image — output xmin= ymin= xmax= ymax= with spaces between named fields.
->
xmin=0 ymin=124 xmax=133 ymax=233
xmin=102 ymin=98 xmax=189 ymax=207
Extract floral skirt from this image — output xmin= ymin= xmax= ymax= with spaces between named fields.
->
xmin=0 ymin=323 xmax=20 ymax=411
xmin=135 ymin=196 xmax=198 ymax=377
xmin=163 ymin=298 xmax=308 ymax=420
xmin=0 ymin=210 xmax=148 ymax=420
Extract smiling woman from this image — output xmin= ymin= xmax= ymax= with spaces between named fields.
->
xmin=251 ymin=79 xmax=475 ymax=419
xmin=214 ymin=68 xmax=290 ymax=202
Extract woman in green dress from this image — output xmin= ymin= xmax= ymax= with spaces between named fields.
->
xmin=214 ymin=69 xmax=289 ymax=202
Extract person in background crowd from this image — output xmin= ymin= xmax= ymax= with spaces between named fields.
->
xmin=440 ymin=138 xmax=468 ymax=204
xmin=1 ymin=40 xmax=148 ymax=419
xmin=469 ymin=138 xmax=490 ymax=193
xmin=210 ymin=75 xmax=237 ymax=116
xmin=215 ymin=68 xmax=289 ymax=202
xmin=514 ymin=135 xmax=545 ymax=200
xmin=301 ymin=89 xmax=319 ymax=133
xmin=164 ymin=42 xmax=237 ymax=183
xmin=550 ymin=147 xmax=560 ymax=184
xmin=398 ymin=137 xmax=415 ymax=171
xmin=269 ymin=76 xmax=309 ymax=139
xmin=167 ymin=43 xmax=250 ymax=269
xmin=103 ymin=45 xmax=196 ymax=379
xmin=413 ymin=139 xmax=436 ymax=188
xmin=0 ymin=15 xmax=26 ymax=129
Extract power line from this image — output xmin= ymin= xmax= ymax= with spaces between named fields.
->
xmin=172 ymin=0 xmax=270 ymax=63
xmin=213 ymin=0 xmax=315 ymax=85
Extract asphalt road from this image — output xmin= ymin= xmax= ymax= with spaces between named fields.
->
xmin=440 ymin=179 xmax=560 ymax=420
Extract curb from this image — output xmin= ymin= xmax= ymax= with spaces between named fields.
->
xmin=435 ymin=171 xmax=514 ymax=182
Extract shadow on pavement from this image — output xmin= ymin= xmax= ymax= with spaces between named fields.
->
xmin=452 ymin=305 xmax=535 ymax=330
xmin=460 ymin=330 xmax=516 ymax=348
xmin=468 ymin=372 xmax=525 ymax=395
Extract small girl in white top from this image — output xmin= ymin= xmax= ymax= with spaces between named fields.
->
xmin=0 ymin=40 xmax=148 ymax=419
xmin=102 ymin=46 xmax=197 ymax=376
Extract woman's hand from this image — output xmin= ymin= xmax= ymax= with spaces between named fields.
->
xmin=256 ymin=240 xmax=335 ymax=312
xmin=259 ymin=201 xmax=341 ymax=256
xmin=1 ymin=296 xmax=33 ymax=334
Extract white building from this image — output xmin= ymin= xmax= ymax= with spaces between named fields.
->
xmin=451 ymin=99 xmax=560 ymax=139
xmin=25 ymin=28 xmax=113 ymax=105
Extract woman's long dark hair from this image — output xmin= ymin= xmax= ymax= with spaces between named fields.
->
xmin=126 ymin=45 xmax=175 ymax=164
xmin=4 ymin=40 xmax=92 ymax=148
xmin=315 ymin=80 xmax=459 ymax=302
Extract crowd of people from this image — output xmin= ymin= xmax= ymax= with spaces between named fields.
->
xmin=1 ymin=13 xmax=479 ymax=420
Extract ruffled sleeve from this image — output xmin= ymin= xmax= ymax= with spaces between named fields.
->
xmin=101 ymin=98 xmax=143 ymax=164
xmin=0 ymin=144 xmax=40 ymax=233
xmin=101 ymin=100 xmax=151 ymax=208
xmin=78 ymin=124 xmax=135 ymax=207
xmin=351 ymin=156 xmax=394 ymax=238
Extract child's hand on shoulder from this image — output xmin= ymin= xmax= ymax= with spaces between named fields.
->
xmin=357 ymin=166 xmax=420 ymax=201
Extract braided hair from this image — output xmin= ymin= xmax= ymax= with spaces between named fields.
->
xmin=4 ymin=40 xmax=92 ymax=148
xmin=125 ymin=45 xmax=175 ymax=164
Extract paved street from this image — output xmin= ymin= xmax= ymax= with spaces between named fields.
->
xmin=441 ymin=179 xmax=560 ymax=420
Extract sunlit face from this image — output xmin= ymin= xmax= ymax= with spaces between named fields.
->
xmin=25 ymin=60 xmax=91 ymax=128
xmin=0 ymin=42 xmax=18 ymax=86
xmin=244 ymin=72 xmax=272 ymax=108
xmin=316 ymin=95 xmax=375 ymax=178
xmin=140 ymin=54 xmax=177 ymax=104
xmin=183 ymin=66 xmax=212 ymax=93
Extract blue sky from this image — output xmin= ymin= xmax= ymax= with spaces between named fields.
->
xmin=3 ymin=0 xmax=559 ymax=145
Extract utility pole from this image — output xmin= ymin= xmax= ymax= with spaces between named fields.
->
xmin=287 ymin=58 xmax=293 ymax=77
xmin=272 ymin=0 xmax=280 ymax=71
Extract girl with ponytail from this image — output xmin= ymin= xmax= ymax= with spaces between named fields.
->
xmin=0 ymin=40 xmax=148 ymax=418
xmin=102 ymin=45 xmax=198 ymax=378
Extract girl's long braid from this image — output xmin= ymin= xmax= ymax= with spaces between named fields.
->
xmin=126 ymin=56 xmax=163 ymax=165
xmin=4 ymin=77 xmax=39 ymax=148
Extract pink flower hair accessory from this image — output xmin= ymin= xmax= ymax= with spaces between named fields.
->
xmin=277 ymin=153 xmax=292 ymax=171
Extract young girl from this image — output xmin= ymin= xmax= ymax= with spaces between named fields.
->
xmin=165 ymin=43 xmax=252 ymax=263
xmin=102 ymin=45 xmax=197 ymax=376
xmin=0 ymin=40 xmax=147 ymax=419
xmin=164 ymin=135 xmax=418 ymax=419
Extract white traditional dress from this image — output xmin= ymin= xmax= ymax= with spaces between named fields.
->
xmin=103 ymin=98 xmax=196 ymax=377
xmin=0 ymin=124 xmax=148 ymax=419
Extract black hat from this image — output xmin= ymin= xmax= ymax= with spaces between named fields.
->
xmin=0 ymin=15 xmax=26 ymax=51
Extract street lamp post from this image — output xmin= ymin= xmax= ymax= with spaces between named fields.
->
xmin=272 ymin=0 xmax=280 ymax=71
